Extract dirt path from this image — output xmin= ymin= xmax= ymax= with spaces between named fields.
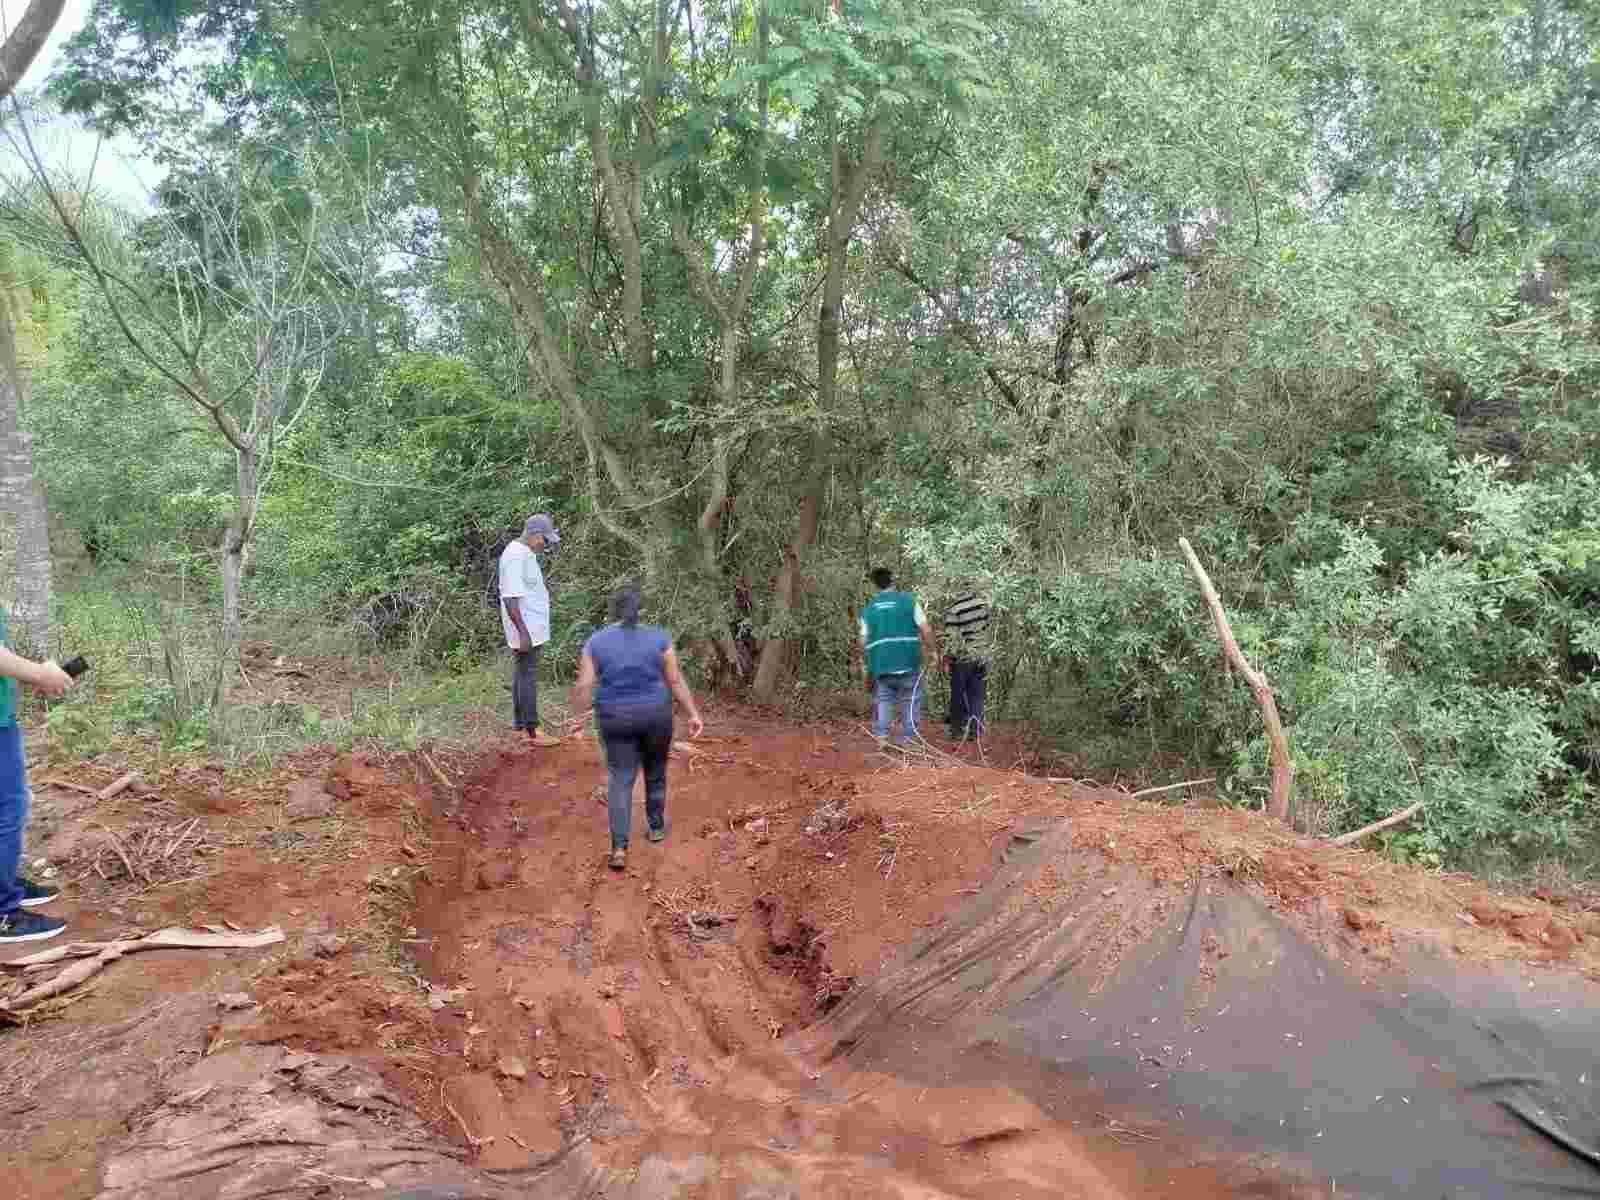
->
xmin=6 ymin=713 xmax=1600 ymax=1198
xmin=409 ymin=725 xmax=1063 ymax=1169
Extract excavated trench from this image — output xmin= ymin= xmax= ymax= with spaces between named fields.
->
xmin=394 ymin=728 xmax=1340 ymax=1199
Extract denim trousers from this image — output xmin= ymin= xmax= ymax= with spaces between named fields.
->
xmin=0 ymin=723 xmax=30 ymax=916
xmin=598 ymin=705 xmax=673 ymax=849
xmin=872 ymin=671 xmax=922 ymax=740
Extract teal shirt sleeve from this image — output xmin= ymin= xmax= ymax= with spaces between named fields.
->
xmin=0 ymin=610 xmax=18 ymax=727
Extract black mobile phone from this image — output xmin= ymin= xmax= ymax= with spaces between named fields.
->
xmin=61 ymin=655 xmax=90 ymax=679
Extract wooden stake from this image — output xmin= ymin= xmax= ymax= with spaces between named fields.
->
xmin=1178 ymin=537 xmax=1295 ymax=824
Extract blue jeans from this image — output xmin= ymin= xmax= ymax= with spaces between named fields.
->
xmin=0 ymin=723 xmax=29 ymax=916
xmin=873 ymin=671 xmax=922 ymax=741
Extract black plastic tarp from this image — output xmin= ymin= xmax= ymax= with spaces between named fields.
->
xmin=808 ymin=823 xmax=1600 ymax=1198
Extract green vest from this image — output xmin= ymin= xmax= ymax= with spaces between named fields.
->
xmin=862 ymin=590 xmax=922 ymax=677
xmin=0 ymin=609 xmax=16 ymax=727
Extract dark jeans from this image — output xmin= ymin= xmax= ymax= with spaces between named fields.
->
xmin=0 ymin=724 xmax=29 ymax=916
xmin=512 ymin=646 xmax=541 ymax=731
xmin=947 ymin=658 xmax=988 ymax=739
xmin=598 ymin=705 xmax=673 ymax=850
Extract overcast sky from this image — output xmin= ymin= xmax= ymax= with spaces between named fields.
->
xmin=4 ymin=0 xmax=154 ymax=206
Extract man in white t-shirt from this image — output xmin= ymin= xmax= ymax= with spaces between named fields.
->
xmin=499 ymin=514 xmax=561 ymax=747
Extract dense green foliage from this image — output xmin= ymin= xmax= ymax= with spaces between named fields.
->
xmin=2 ymin=0 xmax=1596 ymax=871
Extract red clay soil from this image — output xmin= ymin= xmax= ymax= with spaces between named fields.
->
xmin=395 ymin=719 xmax=1600 ymax=1197
xmin=7 ymin=713 xmax=1600 ymax=1199
xmin=0 ymin=747 xmax=451 ymax=1200
xmin=406 ymin=722 xmax=1281 ymax=1197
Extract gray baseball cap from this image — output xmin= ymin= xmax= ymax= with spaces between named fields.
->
xmin=523 ymin=513 xmax=561 ymax=544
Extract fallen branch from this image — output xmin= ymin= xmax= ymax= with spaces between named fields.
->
xmin=0 ymin=925 xmax=284 ymax=1012
xmin=4 ymin=924 xmax=287 ymax=969
xmin=1130 ymin=777 xmax=1216 ymax=799
xmin=1330 ymin=730 xmax=1425 ymax=846
xmin=102 ymin=829 xmax=146 ymax=884
xmin=0 ymin=987 xmax=93 ymax=1026
xmin=419 ymin=752 xmax=451 ymax=791
xmin=1330 ymin=800 xmax=1425 ymax=847
xmin=87 ymin=819 xmax=209 ymax=884
xmin=97 ymin=772 xmax=141 ymax=801
xmin=1178 ymin=537 xmax=1295 ymax=823
xmin=444 ymin=1096 xmax=493 ymax=1150
xmin=38 ymin=778 xmax=99 ymax=796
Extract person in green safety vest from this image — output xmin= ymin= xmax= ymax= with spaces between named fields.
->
xmin=858 ymin=567 xmax=940 ymax=745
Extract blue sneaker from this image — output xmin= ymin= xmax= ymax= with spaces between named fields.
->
xmin=0 ymin=909 xmax=66 ymax=943
xmin=18 ymin=878 xmax=59 ymax=908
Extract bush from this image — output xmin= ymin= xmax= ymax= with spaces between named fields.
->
xmin=1229 ymin=463 xmax=1596 ymax=864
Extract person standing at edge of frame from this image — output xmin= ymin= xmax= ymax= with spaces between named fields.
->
xmin=943 ymin=585 xmax=992 ymax=741
xmin=499 ymin=514 xmax=562 ymax=748
xmin=0 ymin=609 xmax=75 ymax=944
xmin=569 ymin=580 xmax=705 ymax=873
xmin=859 ymin=567 xmax=939 ymax=746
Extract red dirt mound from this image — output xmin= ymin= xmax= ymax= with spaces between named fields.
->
xmin=9 ymin=713 xmax=1600 ymax=1199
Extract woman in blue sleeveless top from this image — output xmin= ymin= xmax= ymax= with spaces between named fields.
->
xmin=571 ymin=582 xmax=705 ymax=871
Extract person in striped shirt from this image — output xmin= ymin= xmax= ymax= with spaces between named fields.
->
xmin=944 ymin=589 xmax=991 ymax=740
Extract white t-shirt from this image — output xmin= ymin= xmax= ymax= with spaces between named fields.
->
xmin=498 ymin=540 xmax=550 ymax=650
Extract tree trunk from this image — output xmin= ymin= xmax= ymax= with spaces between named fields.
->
xmin=752 ymin=444 xmax=825 ymax=700
xmin=696 ymin=429 xmax=741 ymax=673
xmin=750 ymin=119 xmax=882 ymax=702
xmin=0 ymin=293 xmax=50 ymax=657
xmin=464 ymin=175 xmax=665 ymax=566
xmin=215 ymin=336 xmax=272 ymax=708
xmin=0 ymin=0 xmax=68 ymax=101
xmin=215 ymin=428 xmax=259 ymax=710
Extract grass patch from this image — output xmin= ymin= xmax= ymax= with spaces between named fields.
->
xmin=38 ymin=575 xmax=579 ymax=765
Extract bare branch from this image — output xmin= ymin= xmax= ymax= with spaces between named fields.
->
xmin=882 ymin=252 xmax=1024 ymax=413
xmin=1178 ymin=536 xmax=1295 ymax=823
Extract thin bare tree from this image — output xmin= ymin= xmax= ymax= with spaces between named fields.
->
xmin=3 ymin=108 xmax=379 ymax=703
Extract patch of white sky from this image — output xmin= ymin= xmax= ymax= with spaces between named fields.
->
xmin=0 ymin=0 xmax=156 ymax=209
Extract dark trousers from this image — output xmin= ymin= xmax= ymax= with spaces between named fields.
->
xmin=512 ymin=646 xmax=541 ymax=731
xmin=598 ymin=705 xmax=673 ymax=849
xmin=947 ymin=658 xmax=988 ymax=739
